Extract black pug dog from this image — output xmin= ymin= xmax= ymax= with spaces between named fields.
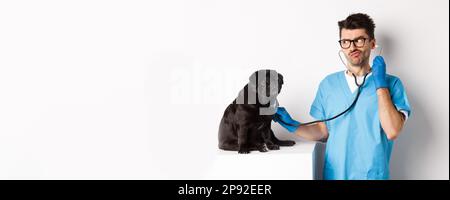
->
xmin=218 ymin=69 xmax=295 ymax=154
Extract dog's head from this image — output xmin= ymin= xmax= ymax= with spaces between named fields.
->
xmin=248 ymin=69 xmax=284 ymax=115
xmin=249 ymin=69 xmax=283 ymax=100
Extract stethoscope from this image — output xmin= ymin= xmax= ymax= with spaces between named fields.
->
xmin=273 ymin=46 xmax=381 ymax=127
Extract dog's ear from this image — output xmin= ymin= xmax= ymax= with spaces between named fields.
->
xmin=249 ymin=70 xmax=259 ymax=85
xmin=278 ymin=73 xmax=284 ymax=85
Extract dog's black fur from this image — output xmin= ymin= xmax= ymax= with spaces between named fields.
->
xmin=218 ymin=70 xmax=295 ymax=154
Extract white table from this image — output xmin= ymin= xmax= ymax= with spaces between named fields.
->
xmin=204 ymin=141 xmax=325 ymax=180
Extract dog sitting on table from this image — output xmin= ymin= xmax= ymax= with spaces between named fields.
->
xmin=218 ymin=69 xmax=296 ymax=154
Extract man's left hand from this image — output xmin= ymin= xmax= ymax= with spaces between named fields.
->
xmin=372 ymin=56 xmax=388 ymax=89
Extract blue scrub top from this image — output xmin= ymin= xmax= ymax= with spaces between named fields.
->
xmin=310 ymin=71 xmax=411 ymax=180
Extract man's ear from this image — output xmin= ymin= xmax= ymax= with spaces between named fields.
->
xmin=371 ymin=39 xmax=376 ymax=50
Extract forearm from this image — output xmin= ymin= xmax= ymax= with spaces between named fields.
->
xmin=294 ymin=122 xmax=328 ymax=141
xmin=377 ymin=88 xmax=405 ymax=140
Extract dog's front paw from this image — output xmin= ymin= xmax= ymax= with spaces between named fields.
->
xmin=268 ymin=144 xmax=280 ymax=150
xmin=258 ymin=143 xmax=269 ymax=152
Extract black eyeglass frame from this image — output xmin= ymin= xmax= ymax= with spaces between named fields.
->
xmin=338 ymin=37 xmax=371 ymax=49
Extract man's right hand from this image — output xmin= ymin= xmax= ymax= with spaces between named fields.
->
xmin=273 ymin=107 xmax=301 ymax=133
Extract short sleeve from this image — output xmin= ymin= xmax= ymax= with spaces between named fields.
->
xmin=310 ymin=81 xmax=326 ymax=120
xmin=390 ymin=78 xmax=412 ymax=117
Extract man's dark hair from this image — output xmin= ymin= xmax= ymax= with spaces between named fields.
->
xmin=338 ymin=13 xmax=376 ymax=39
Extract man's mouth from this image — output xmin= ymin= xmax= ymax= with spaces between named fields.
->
xmin=350 ymin=51 xmax=361 ymax=58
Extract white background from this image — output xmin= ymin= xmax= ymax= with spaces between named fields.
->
xmin=0 ymin=0 xmax=448 ymax=179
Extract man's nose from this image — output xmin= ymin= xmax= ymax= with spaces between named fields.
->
xmin=348 ymin=42 xmax=356 ymax=51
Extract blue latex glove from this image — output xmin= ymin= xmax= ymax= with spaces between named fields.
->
xmin=273 ymin=107 xmax=301 ymax=133
xmin=372 ymin=56 xmax=388 ymax=89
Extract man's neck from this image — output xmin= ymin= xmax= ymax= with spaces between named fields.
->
xmin=346 ymin=63 xmax=371 ymax=76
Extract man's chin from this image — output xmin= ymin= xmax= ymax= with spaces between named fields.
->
xmin=350 ymin=59 xmax=365 ymax=67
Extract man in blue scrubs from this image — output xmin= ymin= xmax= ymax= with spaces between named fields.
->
xmin=274 ymin=13 xmax=411 ymax=180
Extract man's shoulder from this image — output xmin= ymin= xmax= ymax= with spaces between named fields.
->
xmin=326 ymin=70 xmax=345 ymax=78
xmin=386 ymin=73 xmax=403 ymax=87
xmin=386 ymin=73 xmax=400 ymax=81
xmin=319 ymin=70 xmax=345 ymax=85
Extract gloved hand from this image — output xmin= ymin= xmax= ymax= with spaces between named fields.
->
xmin=273 ymin=107 xmax=301 ymax=133
xmin=372 ymin=56 xmax=388 ymax=89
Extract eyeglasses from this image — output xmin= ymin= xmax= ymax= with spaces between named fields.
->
xmin=338 ymin=37 xmax=368 ymax=49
